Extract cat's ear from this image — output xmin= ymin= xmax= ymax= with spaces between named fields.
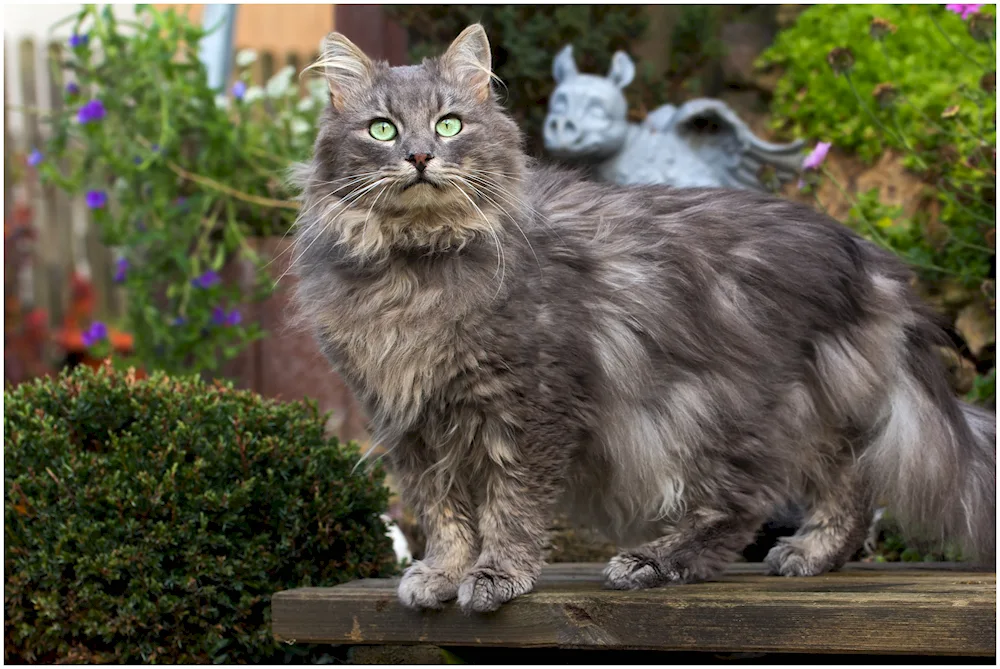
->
xmin=553 ymin=45 xmax=578 ymax=84
xmin=442 ymin=24 xmax=493 ymax=102
xmin=316 ymin=32 xmax=374 ymax=110
xmin=607 ymin=51 xmax=635 ymax=89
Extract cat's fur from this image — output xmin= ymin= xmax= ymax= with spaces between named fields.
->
xmin=289 ymin=25 xmax=996 ymax=614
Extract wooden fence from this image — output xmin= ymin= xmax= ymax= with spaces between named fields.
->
xmin=4 ymin=36 xmax=319 ymax=340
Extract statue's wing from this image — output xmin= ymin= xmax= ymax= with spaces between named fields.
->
xmin=640 ymin=103 xmax=678 ymax=132
xmin=664 ymin=98 xmax=806 ymax=191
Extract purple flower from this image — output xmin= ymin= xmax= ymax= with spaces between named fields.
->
xmin=211 ymin=306 xmax=242 ymax=327
xmin=802 ymin=141 xmax=832 ymax=170
xmin=151 ymin=143 xmax=161 ymax=153
xmin=69 ymin=33 xmax=89 ymax=48
xmin=82 ymin=321 xmax=107 ymax=347
xmin=27 ymin=148 xmax=43 ymax=167
xmin=113 ymin=257 xmax=128 ymax=283
xmin=172 ymin=316 xmax=187 ymax=327
xmin=232 ymin=81 xmax=247 ymax=99
xmin=133 ymin=156 xmax=143 ymax=165
xmin=946 ymin=3 xmax=983 ymax=19
xmin=85 ymin=190 xmax=107 ymax=209
xmin=191 ymin=270 xmax=221 ymax=289
xmin=77 ymin=99 xmax=106 ymax=124
xmin=65 ymin=81 xmax=80 ymax=96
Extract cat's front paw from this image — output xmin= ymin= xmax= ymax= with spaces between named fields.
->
xmin=456 ymin=565 xmax=535 ymax=614
xmin=604 ymin=552 xmax=680 ymax=590
xmin=397 ymin=561 xmax=458 ymax=610
xmin=764 ymin=542 xmax=825 ymax=577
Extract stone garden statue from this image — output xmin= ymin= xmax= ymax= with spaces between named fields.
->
xmin=543 ymin=45 xmax=806 ymax=191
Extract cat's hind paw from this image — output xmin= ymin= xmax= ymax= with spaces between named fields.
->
xmin=456 ymin=565 xmax=534 ymax=614
xmin=397 ymin=561 xmax=458 ymax=610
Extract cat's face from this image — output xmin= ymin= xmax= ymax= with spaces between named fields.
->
xmin=302 ymin=25 xmax=526 ymax=257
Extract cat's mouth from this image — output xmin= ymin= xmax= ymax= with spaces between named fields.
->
xmin=401 ymin=174 xmax=442 ymax=191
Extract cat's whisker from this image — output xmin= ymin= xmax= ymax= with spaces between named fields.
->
xmin=460 ymin=174 xmax=542 ymax=271
xmin=464 ymin=171 xmax=542 ymax=222
xmin=314 ymin=177 xmax=390 ymax=237
xmin=444 ymin=175 xmax=506 ymax=287
xmin=466 ymin=170 xmax=567 ymax=246
xmin=276 ymin=178 xmax=388 ymax=287
xmin=291 ymin=173 xmax=388 ymax=233
xmin=361 ymin=181 xmax=393 ymax=240
xmin=261 ymin=174 xmax=381 ymax=273
xmin=289 ymin=174 xmax=389 ymax=254
xmin=294 ymin=177 xmax=381 ymax=241
xmin=307 ymin=171 xmax=384 ymax=189
xmin=466 ymin=170 xmax=548 ymax=222
xmin=461 ymin=178 xmax=538 ymax=268
xmin=448 ymin=177 xmax=507 ymax=299
xmin=461 ymin=166 xmax=525 ymax=181
xmin=298 ymin=173 xmax=386 ymax=221
xmin=447 ymin=174 xmax=508 ymax=282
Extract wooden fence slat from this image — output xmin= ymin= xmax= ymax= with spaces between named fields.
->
xmin=284 ymin=52 xmax=303 ymax=97
xmin=71 ymin=44 xmax=116 ymax=323
xmin=250 ymin=52 xmax=265 ymax=90
xmin=18 ymin=38 xmax=51 ymax=328
xmin=4 ymin=54 xmax=13 ymax=226
xmin=260 ymin=50 xmax=275 ymax=85
xmin=44 ymin=41 xmax=77 ymax=333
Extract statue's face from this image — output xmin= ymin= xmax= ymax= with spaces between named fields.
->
xmin=543 ymin=74 xmax=629 ymax=162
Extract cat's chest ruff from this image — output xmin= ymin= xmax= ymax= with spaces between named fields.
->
xmin=326 ymin=272 xmax=477 ymax=428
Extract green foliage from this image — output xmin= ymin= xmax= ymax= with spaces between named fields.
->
xmin=387 ymin=5 xmax=666 ymax=155
xmin=663 ymin=5 xmax=727 ymax=97
xmin=868 ymin=516 xmax=965 ymax=563
xmin=763 ymin=4 xmax=995 ymax=404
xmin=4 ymin=364 xmax=397 ymax=664
xmin=967 ymin=367 xmax=997 ymax=406
xmin=37 ymin=5 xmax=324 ymax=376
xmin=759 ymin=4 xmax=994 ymax=161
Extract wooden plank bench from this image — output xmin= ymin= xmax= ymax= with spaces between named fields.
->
xmin=272 ymin=562 xmax=996 ymax=660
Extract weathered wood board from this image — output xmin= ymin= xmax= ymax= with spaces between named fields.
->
xmin=272 ymin=562 xmax=996 ymax=657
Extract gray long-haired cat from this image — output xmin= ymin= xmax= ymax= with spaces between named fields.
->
xmin=289 ymin=25 xmax=996 ymax=613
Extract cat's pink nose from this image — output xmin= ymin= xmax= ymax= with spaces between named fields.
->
xmin=406 ymin=153 xmax=433 ymax=172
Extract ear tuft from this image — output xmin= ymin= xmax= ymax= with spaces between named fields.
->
xmin=311 ymin=32 xmax=374 ymax=110
xmin=442 ymin=24 xmax=494 ymax=102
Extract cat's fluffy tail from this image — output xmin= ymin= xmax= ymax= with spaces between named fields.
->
xmin=860 ymin=343 xmax=996 ymax=562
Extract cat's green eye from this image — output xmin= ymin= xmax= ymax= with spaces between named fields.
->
xmin=435 ymin=116 xmax=462 ymax=137
xmin=369 ymin=119 xmax=397 ymax=141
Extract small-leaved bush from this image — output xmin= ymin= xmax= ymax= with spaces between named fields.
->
xmin=4 ymin=364 xmax=397 ymax=664
xmin=37 ymin=5 xmax=325 ymax=376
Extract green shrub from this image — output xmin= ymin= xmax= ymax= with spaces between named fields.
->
xmin=4 ymin=364 xmax=397 ymax=664
xmin=387 ymin=5 xmax=667 ymax=155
